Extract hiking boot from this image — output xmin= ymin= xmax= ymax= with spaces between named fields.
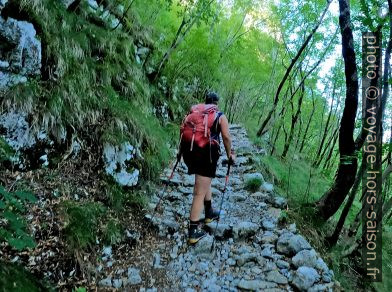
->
xmin=188 ymin=225 xmax=207 ymax=244
xmin=204 ymin=208 xmax=220 ymax=223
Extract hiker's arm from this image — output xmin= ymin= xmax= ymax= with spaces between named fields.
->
xmin=220 ymin=115 xmax=232 ymax=160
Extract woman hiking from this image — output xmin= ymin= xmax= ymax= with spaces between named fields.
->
xmin=180 ymin=92 xmax=235 ymax=244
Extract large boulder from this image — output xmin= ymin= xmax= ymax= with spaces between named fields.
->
xmin=103 ymin=142 xmax=140 ymax=186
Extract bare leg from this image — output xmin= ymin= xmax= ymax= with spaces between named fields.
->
xmin=204 ymin=180 xmax=212 ymax=201
xmin=190 ymin=174 xmax=212 ymax=221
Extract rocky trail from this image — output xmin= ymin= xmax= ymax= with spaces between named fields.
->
xmin=97 ymin=125 xmax=339 ymax=291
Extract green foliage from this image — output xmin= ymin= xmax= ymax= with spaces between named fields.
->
xmin=61 ymin=201 xmax=106 ymax=250
xmin=73 ymin=288 xmax=87 ymax=292
xmin=259 ymin=155 xmax=330 ymax=205
xmin=373 ymin=226 xmax=392 ymax=291
xmin=102 ymin=218 xmax=123 ymax=245
xmin=2 ymin=0 xmax=179 ymax=183
xmin=0 ymin=261 xmax=54 ymax=291
xmin=0 ymin=186 xmax=37 ymax=250
xmin=105 ymin=180 xmax=129 ymax=211
xmin=0 ymin=137 xmax=14 ymax=163
xmin=244 ymin=177 xmax=262 ymax=193
xmin=278 ymin=209 xmax=288 ymax=224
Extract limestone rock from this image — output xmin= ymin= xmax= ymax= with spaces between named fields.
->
xmin=205 ymin=222 xmax=232 ymax=238
xmin=260 ymin=231 xmax=278 ymax=244
xmin=0 ymin=14 xmax=41 ymax=90
xmin=276 ymin=232 xmax=311 ymax=256
xmin=276 ymin=259 xmax=290 ymax=269
xmin=261 ymin=182 xmax=274 ymax=193
xmin=273 ymin=196 xmax=287 ymax=208
xmin=292 ymin=266 xmax=320 ymax=291
xmin=250 ymin=191 xmax=269 ymax=201
xmin=261 ymin=247 xmax=275 ymax=259
xmin=0 ymin=0 xmax=7 ymax=10
xmin=99 ymin=277 xmax=112 ymax=287
xmin=0 ymin=110 xmax=51 ymax=169
xmin=292 ymin=249 xmax=318 ymax=268
xmin=233 ymin=221 xmax=259 ymax=239
xmin=127 ymin=267 xmax=142 ymax=285
xmin=265 ymin=270 xmax=288 ymax=284
xmin=0 ymin=111 xmax=46 ymax=151
xmin=262 ymin=218 xmax=276 ymax=231
xmin=191 ymin=235 xmax=214 ymax=255
xmin=153 ymin=252 xmax=161 ymax=268
xmin=228 ymin=193 xmax=247 ymax=202
xmin=103 ymin=142 xmax=140 ymax=186
xmin=112 ymin=278 xmax=122 ymax=288
xmin=235 ymin=252 xmax=258 ymax=266
xmin=237 ymin=279 xmax=277 ymax=291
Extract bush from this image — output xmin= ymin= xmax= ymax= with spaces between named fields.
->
xmin=0 ymin=186 xmax=37 ymax=250
xmin=244 ymin=177 xmax=263 ymax=192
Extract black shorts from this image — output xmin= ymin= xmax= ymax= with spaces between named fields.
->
xmin=182 ymin=144 xmax=221 ymax=178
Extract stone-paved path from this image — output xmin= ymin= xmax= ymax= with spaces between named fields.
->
xmin=145 ymin=125 xmax=339 ymax=292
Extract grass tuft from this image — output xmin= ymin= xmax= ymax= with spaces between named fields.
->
xmin=244 ymin=177 xmax=263 ymax=193
xmin=61 ymin=201 xmax=106 ymax=250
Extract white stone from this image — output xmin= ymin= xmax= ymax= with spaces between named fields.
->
xmin=0 ymin=14 xmax=41 ymax=90
xmin=103 ymin=142 xmax=140 ymax=186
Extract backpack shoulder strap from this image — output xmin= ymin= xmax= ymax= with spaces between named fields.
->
xmin=212 ymin=111 xmax=223 ymax=130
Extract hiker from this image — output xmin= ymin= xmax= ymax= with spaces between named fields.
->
xmin=180 ymin=92 xmax=235 ymax=244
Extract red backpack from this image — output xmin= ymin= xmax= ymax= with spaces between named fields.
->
xmin=180 ymin=103 xmax=219 ymax=152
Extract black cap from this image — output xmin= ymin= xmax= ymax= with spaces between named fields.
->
xmin=205 ymin=92 xmax=219 ymax=104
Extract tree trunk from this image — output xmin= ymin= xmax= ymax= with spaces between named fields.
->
xmin=152 ymin=0 xmax=214 ymax=81
xmin=256 ymin=0 xmax=332 ymax=136
xmin=315 ymin=0 xmax=359 ymax=221
xmin=299 ymin=96 xmax=316 ymax=153
xmin=322 ymin=125 xmax=339 ymax=171
xmin=313 ymin=83 xmax=336 ymax=165
xmin=282 ymin=81 xmax=305 ymax=158
xmin=316 ymin=120 xmax=340 ymax=167
xmin=326 ymin=162 xmax=363 ymax=246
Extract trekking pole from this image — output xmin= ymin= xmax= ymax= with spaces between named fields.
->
xmin=146 ymin=154 xmax=181 ymax=231
xmin=210 ymin=162 xmax=231 ymax=253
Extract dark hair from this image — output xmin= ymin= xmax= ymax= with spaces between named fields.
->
xmin=205 ymin=92 xmax=219 ymax=104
